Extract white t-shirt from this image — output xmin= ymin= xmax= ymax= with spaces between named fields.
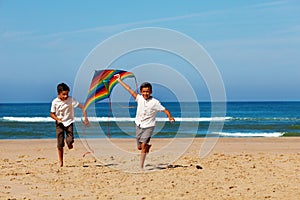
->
xmin=135 ymin=94 xmax=165 ymax=128
xmin=50 ymin=97 xmax=79 ymax=127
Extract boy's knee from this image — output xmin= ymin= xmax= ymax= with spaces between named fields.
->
xmin=141 ymin=143 xmax=151 ymax=153
xmin=141 ymin=143 xmax=147 ymax=149
xmin=66 ymin=135 xmax=74 ymax=143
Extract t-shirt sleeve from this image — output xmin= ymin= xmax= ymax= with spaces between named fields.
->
xmin=50 ymin=99 xmax=56 ymax=113
xmin=71 ymin=97 xmax=79 ymax=108
xmin=155 ymin=101 xmax=165 ymax=112
xmin=135 ymin=94 xmax=141 ymax=102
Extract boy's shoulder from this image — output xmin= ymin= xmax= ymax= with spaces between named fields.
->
xmin=137 ymin=95 xmax=160 ymax=103
xmin=51 ymin=97 xmax=60 ymax=103
xmin=150 ymin=97 xmax=161 ymax=104
xmin=51 ymin=96 xmax=73 ymax=105
xmin=52 ymin=96 xmax=75 ymax=101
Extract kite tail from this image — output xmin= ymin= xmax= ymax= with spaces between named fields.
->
xmin=107 ymin=96 xmax=112 ymax=138
xmin=134 ymin=75 xmax=139 ymax=94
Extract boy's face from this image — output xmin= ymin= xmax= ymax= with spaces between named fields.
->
xmin=141 ymin=87 xmax=152 ymax=100
xmin=58 ymin=90 xmax=69 ymax=101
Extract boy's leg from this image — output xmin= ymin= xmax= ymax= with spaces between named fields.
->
xmin=66 ymin=124 xmax=74 ymax=149
xmin=136 ymin=125 xmax=142 ymax=150
xmin=137 ymin=143 xmax=142 ymax=150
xmin=58 ymin=147 xmax=63 ymax=167
xmin=56 ymin=123 xmax=65 ymax=167
xmin=140 ymin=142 xmax=152 ymax=169
xmin=138 ymin=127 xmax=154 ymax=169
xmin=145 ymin=143 xmax=152 ymax=153
xmin=140 ymin=143 xmax=147 ymax=169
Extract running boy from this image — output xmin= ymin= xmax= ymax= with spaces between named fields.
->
xmin=50 ymin=83 xmax=89 ymax=167
xmin=115 ymin=74 xmax=175 ymax=169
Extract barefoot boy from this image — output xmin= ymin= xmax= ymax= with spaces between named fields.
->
xmin=50 ymin=83 xmax=89 ymax=167
xmin=115 ymin=75 xmax=175 ymax=169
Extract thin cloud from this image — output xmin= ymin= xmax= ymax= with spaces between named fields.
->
xmin=250 ymin=0 xmax=288 ymax=8
xmin=32 ymin=12 xmax=220 ymax=39
xmin=0 ymin=30 xmax=34 ymax=39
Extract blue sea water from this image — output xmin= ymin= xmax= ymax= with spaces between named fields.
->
xmin=0 ymin=101 xmax=299 ymax=139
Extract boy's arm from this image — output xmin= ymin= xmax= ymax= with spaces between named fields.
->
xmin=114 ymin=74 xmax=138 ymax=99
xmin=50 ymin=112 xmax=62 ymax=124
xmin=77 ymin=103 xmax=90 ymax=126
xmin=163 ymin=109 xmax=175 ymax=123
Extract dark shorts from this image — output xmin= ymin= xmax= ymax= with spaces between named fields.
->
xmin=136 ymin=125 xmax=154 ymax=147
xmin=56 ymin=123 xmax=74 ymax=148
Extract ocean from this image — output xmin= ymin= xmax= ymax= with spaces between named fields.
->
xmin=0 ymin=101 xmax=299 ymax=139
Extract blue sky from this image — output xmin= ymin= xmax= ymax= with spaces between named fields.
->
xmin=0 ymin=0 xmax=299 ymax=103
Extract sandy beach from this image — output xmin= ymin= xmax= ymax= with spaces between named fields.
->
xmin=1 ymin=137 xmax=299 ymax=199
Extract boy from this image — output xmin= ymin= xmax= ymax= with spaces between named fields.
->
xmin=115 ymin=74 xmax=175 ymax=169
xmin=50 ymin=83 xmax=89 ymax=167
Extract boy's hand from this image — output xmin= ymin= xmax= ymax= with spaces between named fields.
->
xmin=82 ymin=118 xmax=90 ymax=127
xmin=114 ymin=74 xmax=121 ymax=80
xmin=169 ymin=117 xmax=175 ymax=123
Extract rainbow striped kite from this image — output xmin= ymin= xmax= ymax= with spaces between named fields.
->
xmin=84 ymin=69 xmax=136 ymax=111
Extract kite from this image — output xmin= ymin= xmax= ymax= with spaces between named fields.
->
xmin=82 ymin=69 xmax=137 ymax=139
xmin=81 ymin=69 xmax=137 ymax=156
xmin=84 ymin=69 xmax=137 ymax=111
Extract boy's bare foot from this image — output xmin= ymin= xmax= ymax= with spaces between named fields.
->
xmin=137 ymin=145 xmax=142 ymax=150
xmin=67 ymin=143 xmax=73 ymax=149
xmin=59 ymin=161 xmax=63 ymax=167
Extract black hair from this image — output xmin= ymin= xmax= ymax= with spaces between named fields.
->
xmin=57 ymin=83 xmax=70 ymax=94
xmin=140 ymin=82 xmax=152 ymax=92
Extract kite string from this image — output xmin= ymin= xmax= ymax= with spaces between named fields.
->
xmin=107 ymin=75 xmax=138 ymax=138
xmin=81 ymin=120 xmax=94 ymax=157
xmin=82 ymin=72 xmax=138 ymax=156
